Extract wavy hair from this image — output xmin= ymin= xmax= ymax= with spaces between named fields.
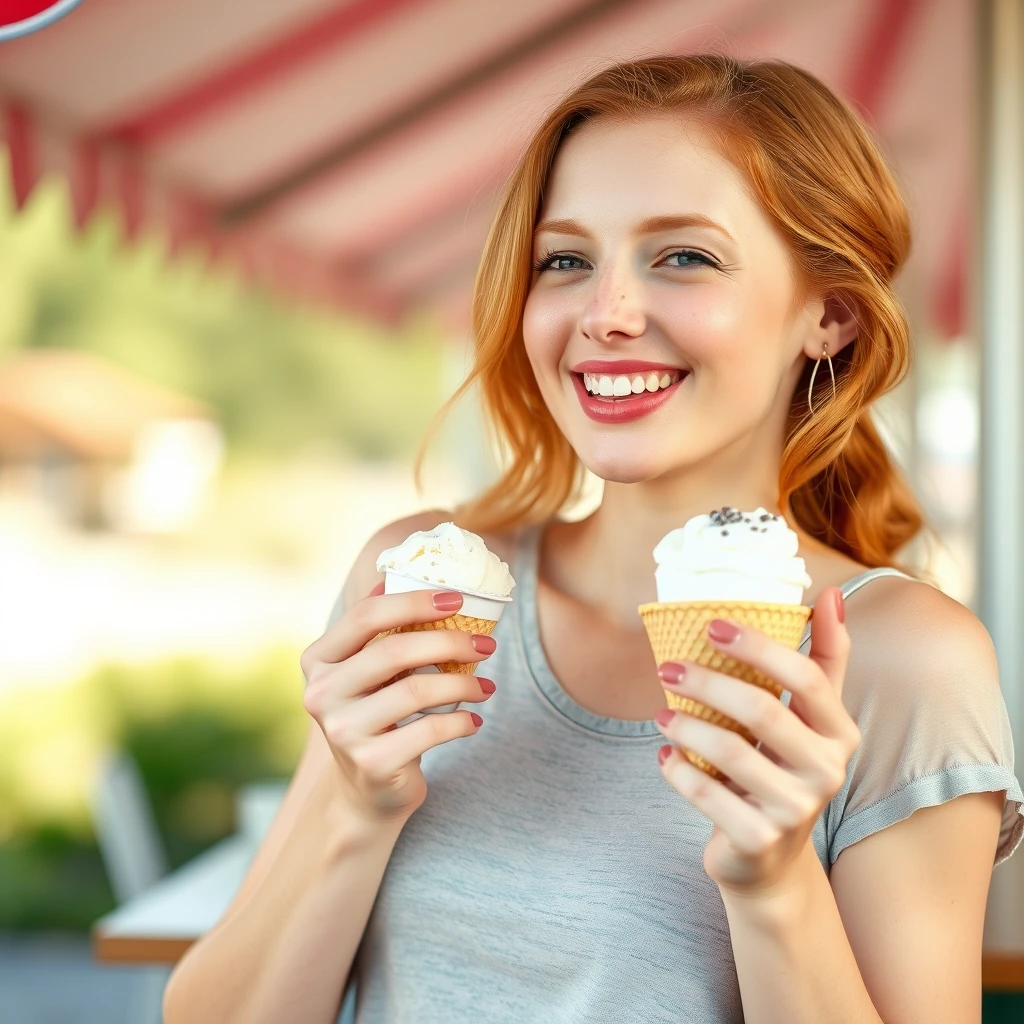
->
xmin=415 ymin=53 xmax=934 ymax=576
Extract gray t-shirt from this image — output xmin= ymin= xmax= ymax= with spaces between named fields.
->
xmin=334 ymin=522 xmax=1022 ymax=1023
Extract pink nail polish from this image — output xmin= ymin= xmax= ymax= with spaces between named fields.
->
xmin=835 ymin=590 xmax=845 ymax=624
xmin=432 ymin=591 xmax=463 ymax=611
xmin=658 ymin=745 xmax=672 ymax=766
xmin=655 ymin=707 xmax=675 ymax=727
xmin=707 ymin=619 xmax=740 ymax=643
xmin=658 ymin=662 xmax=685 ymax=685
xmin=471 ymin=634 xmax=496 ymax=655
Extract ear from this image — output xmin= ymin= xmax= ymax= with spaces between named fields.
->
xmin=803 ymin=292 xmax=859 ymax=360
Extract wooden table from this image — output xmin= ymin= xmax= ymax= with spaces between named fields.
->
xmin=91 ymin=833 xmax=254 ymax=964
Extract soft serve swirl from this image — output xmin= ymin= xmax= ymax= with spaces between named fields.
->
xmin=653 ymin=506 xmax=812 ymax=604
xmin=376 ymin=521 xmax=515 ymax=598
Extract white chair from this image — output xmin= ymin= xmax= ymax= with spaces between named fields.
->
xmin=92 ymin=749 xmax=171 ymax=1024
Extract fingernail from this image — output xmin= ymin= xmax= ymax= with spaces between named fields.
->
xmin=658 ymin=745 xmax=672 ymax=766
xmin=432 ymin=591 xmax=463 ymax=611
xmin=658 ymin=662 xmax=686 ymax=685
xmin=707 ymin=619 xmax=740 ymax=644
xmin=470 ymin=712 xmax=483 ymax=727
xmin=834 ymin=590 xmax=845 ymax=624
xmin=471 ymin=634 xmax=497 ymax=655
xmin=478 ymin=677 xmax=496 ymax=694
xmin=655 ymin=708 xmax=675 ymax=727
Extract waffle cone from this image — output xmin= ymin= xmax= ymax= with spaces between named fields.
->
xmin=638 ymin=600 xmax=811 ymax=779
xmin=374 ymin=613 xmax=498 ymax=675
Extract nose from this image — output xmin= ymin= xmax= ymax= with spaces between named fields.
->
xmin=578 ymin=265 xmax=646 ymax=344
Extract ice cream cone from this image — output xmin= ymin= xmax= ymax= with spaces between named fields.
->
xmin=639 ymin=599 xmax=811 ymax=779
xmin=374 ymin=612 xmax=499 ymax=675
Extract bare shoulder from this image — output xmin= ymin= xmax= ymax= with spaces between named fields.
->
xmin=843 ymin=572 xmax=999 ymax=695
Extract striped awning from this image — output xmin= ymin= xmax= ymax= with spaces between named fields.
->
xmin=0 ymin=0 xmax=970 ymax=335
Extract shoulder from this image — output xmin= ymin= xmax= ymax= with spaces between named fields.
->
xmin=842 ymin=572 xmax=1000 ymax=706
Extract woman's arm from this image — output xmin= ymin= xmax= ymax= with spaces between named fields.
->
xmin=164 ymin=509 xmax=451 ymax=1024
xmin=653 ymin=574 xmax=1011 ymax=1022
xmin=163 ymin=745 xmax=406 ymax=1024
xmin=721 ymin=789 xmax=1002 ymax=1024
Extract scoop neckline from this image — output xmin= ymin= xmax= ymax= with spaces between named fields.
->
xmin=513 ymin=520 xmax=904 ymax=738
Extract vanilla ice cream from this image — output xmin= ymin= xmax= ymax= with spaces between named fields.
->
xmin=653 ymin=506 xmax=811 ymax=604
xmin=376 ymin=521 xmax=515 ymax=600
xmin=375 ymin=522 xmax=514 ymax=722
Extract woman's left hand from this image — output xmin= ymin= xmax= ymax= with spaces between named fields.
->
xmin=654 ymin=586 xmax=859 ymax=899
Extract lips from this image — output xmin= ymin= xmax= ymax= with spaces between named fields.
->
xmin=571 ymin=369 xmax=689 ymax=424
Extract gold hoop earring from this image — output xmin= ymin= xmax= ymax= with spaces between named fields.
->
xmin=807 ymin=342 xmax=836 ymax=414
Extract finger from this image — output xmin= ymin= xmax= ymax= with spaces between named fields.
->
xmin=806 ymin=587 xmax=852 ymax=697
xmin=659 ymin=745 xmax=780 ymax=855
xmin=325 ymin=628 xmax=496 ymax=701
xmin=305 ymin=588 xmax=467 ymax=667
xmin=659 ymin=662 xmax=827 ymax=773
xmin=655 ymin=709 xmax=818 ymax=825
xmin=351 ymin=707 xmax=483 ymax=777
xmin=347 ymin=672 xmax=494 ymax=735
xmin=366 ymin=581 xmax=385 ymax=598
xmin=702 ymin=617 xmax=850 ymax=740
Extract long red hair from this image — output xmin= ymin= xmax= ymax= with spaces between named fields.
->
xmin=416 ymin=53 xmax=933 ymax=577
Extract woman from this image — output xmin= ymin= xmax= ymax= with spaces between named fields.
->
xmin=164 ymin=54 xmax=1022 ymax=1024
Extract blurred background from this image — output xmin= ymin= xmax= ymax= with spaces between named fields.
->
xmin=0 ymin=0 xmax=1021 ymax=1021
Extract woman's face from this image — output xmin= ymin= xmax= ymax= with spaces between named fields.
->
xmin=523 ymin=115 xmax=817 ymax=485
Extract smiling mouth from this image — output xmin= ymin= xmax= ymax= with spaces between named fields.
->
xmin=575 ymin=368 xmax=688 ymax=399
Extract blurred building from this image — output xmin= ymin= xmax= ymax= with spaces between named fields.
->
xmin=0 ymin=348 xmax=223 ymax=531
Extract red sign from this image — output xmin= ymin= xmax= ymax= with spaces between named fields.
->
xmin=0 ymin=0 xmax=84 ymax=40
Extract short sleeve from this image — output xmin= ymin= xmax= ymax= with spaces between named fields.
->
xmin=816 ymin=592 xmax=1024 ymax=868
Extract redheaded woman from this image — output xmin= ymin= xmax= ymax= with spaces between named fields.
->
xmin=165 ymin=55 xmax=1022 ymax=1024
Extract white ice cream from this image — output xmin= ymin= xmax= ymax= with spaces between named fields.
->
xmin=653 ymin=506 xmax=811 ymax=604
xmin=376 ymin=521 xmax=515 ymax=599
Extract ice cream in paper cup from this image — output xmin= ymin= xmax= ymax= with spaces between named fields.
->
xmin=374 ymin=522 xmax=514 ymax=721
xmin=638 ymin=506 xmax=812 ymax=779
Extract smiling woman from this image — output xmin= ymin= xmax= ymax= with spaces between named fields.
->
xmin=164 ymin=53 xmax=1021 ymax=1024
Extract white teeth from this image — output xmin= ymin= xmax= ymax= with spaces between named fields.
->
xmin=582 ymin=370 xmax=684 ymax=396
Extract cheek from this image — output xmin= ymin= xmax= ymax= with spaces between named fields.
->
xmin=664 ymin=283 xmax=783 ymax=377
xmin=522 ymin=289 xmax=574 ymax=382
xmin=658 ymin=284 xmax=749 ymax=365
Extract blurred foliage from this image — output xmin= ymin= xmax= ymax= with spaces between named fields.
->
xmin=0 ymin=649 xmax=307 ymax=931
xmin=0 ymin=165 xmax=447 ymax=460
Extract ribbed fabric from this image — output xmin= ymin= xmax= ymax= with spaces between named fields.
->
xmin=335 ymin=522 xmax=1022 ymax=1024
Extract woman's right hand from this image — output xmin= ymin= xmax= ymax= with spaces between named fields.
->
xmin=299 ymin=582 xmax=496 ymax=826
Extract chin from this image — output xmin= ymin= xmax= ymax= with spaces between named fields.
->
xmin=577 ymin=448 xmax=677 ymax=484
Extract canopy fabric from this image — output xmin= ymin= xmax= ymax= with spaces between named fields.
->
xmin=0 ymin=0 xmax=970 ymax=336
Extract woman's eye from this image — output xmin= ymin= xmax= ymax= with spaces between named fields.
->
xmin=533 ymin=252 xmax=588 ymax=273
xmin=532 ymin=249 xmax=716 ymax=274
xmin=663 ymin=249 xmax=716 ymax=268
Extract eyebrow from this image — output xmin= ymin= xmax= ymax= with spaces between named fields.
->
xmin=534 ymin=214 xmax=734 ymax=244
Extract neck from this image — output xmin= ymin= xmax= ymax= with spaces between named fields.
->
xmin=542 ymin=458 xmax=802 ymax=628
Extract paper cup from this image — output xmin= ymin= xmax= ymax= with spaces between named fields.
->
xmin=377 ymin=571 xmax=511 ymax=724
